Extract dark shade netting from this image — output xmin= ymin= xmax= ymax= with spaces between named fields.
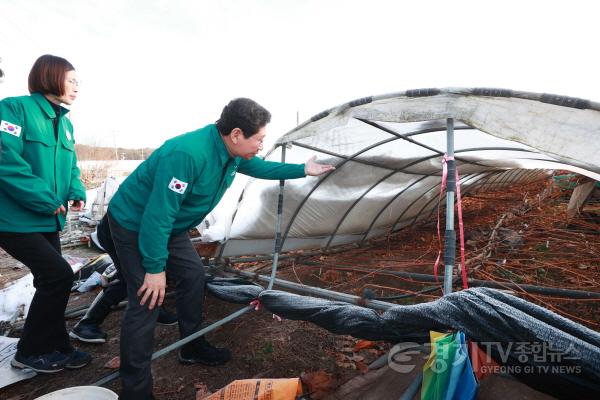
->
xmin=206 ymin=279 xmax=600 ymax=399
xmin=206 ymin=277 xmax=263 ymax=303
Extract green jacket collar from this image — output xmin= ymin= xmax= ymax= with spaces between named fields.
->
xmin=32 ymin=92 xmax=70 ymax=119
xmin=209 ymin=124 xmax=234 ymax=166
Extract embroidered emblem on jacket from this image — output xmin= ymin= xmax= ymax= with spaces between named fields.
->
xmin=168 ymin=177 xmax=188 ymax=194
xmin=0 ymin=120 xmax=22 ymax=137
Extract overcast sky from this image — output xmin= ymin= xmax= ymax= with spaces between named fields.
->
xmin=1 ymin=0 xmax=598 ymax=149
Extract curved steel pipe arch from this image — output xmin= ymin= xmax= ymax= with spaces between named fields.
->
xmin=421 ymin=170 xmax=499 ymax=223
xmin=355 ymin=117 xmax=489 ymax=168
xmin=407 ymin=173 xmax=481 ymax=228
xmin=323 ymin=168 xmax=404 ymax=250
xmin=274 ymin=118 xmax=548 ymax=253
xmin=360 ymin=154 xmax=544 ymax=244
xmin=281 ymin=150 xmax=544 ymax=252
xmin=385 ymin=168 xmax=510 ymax=237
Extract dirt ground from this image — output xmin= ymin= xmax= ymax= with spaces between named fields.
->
xmin=0 ymin=233 xmax=382 ymax=400
xmin=1 ymin=176 xmax=598 ymax=399
xmin=1 ymin=274 xmax=367 ymax=399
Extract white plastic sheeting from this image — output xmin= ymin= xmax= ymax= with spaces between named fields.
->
xmin=80 ymin=176 xmax=121 ymax=224
xmin=211 ymin=88 xmax=600 ymax=256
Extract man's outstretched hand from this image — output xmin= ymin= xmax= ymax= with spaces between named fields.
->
xmin=304 ymin=155 xmax=335 ymax=176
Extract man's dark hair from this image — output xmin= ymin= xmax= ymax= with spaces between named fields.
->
xmin=28 ymin=54 xmax=75 ymax=96
xmin=216 ymin=98 xmax=271 ymax=138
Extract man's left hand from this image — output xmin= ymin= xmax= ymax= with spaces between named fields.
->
xmin=304 ymin=155 xmax=335 ymax=176
xmin=69 ymin=200 xmax=85 ymax=211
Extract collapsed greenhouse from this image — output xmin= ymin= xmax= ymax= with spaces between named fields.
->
xmin=195 ymin=87 xmax=600 ymax=399
xmin=2 ymin=87 xmax=600 ymax=399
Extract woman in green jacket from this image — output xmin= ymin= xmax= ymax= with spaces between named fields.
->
xmin=0 ymin=55 xmax=91 ymax=373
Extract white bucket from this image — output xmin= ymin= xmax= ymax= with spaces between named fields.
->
xmin=34 ymin=386 xmax=118 ymax=399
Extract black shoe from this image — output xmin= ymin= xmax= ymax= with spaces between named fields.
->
xmin=70 ymin=320 xmax=108 ymax=343
xmin=62 ymin=349 xmax=92 ymax=369
xmin=157 ymin=307 xmax=178 ymax=326
xmin=11 ymin=351 xmax=68 ymax=373
xmin=178 ymin=337 xmax=231 ymax=366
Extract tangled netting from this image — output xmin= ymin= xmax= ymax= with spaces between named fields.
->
xmin=207 ymin=278 xmax=600 ymax=399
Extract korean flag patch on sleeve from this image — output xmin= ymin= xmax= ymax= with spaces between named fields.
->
xmin=0 ymin=120 xmax=22 ymax=137
xmin=168 ymin=177 xmax=188 ymax=194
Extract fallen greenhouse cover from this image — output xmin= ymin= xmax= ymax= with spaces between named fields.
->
xmin=1 ymin=87 xmax=600 ymax=399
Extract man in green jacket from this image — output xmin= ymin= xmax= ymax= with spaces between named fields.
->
xmin=101 ymin=98 xmax=334 ymax=400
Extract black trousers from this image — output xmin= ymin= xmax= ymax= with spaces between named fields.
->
xmin=0 ymin=231 xmax=74 ymax=356
xmin=83 ymin=216 xmax=174 ymax=324
xmin=90 ymin=215 xmax=128 ymax=312
xmin=104 ymin=211 xmax=206 ymax=400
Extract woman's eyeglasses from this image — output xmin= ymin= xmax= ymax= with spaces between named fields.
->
xmin=66 ymin=78 xmax=81 ymax=87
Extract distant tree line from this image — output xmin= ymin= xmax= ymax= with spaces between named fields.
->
xmin=75 ymin=144 xmax=154 ymax=160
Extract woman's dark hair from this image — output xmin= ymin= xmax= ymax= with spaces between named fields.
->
xmin=216 ymin=98 xmax=271 ymax=138
xmin=28 ymin=54 xmax=75 ymax=96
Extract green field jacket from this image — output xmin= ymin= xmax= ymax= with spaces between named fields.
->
xmin=109 ymin=124 xmax=306 ymax=273
xmin=0 ymin=93 xmax=86 ymax=232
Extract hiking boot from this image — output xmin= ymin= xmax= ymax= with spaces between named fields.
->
xmin=70 ymin=288 xmax=114 ymax=343
xmin=11 ymin=350 xmax=68 ymax=373
xmin=178 ymin=337 xmax=231 ymax=366
xmin=70 ymin=319 xmax=108 ymax=343
xmin=62 ymin=348 xmax=92 ymax=369
xmin=157 ymin=307 xmax=178 ymax=326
